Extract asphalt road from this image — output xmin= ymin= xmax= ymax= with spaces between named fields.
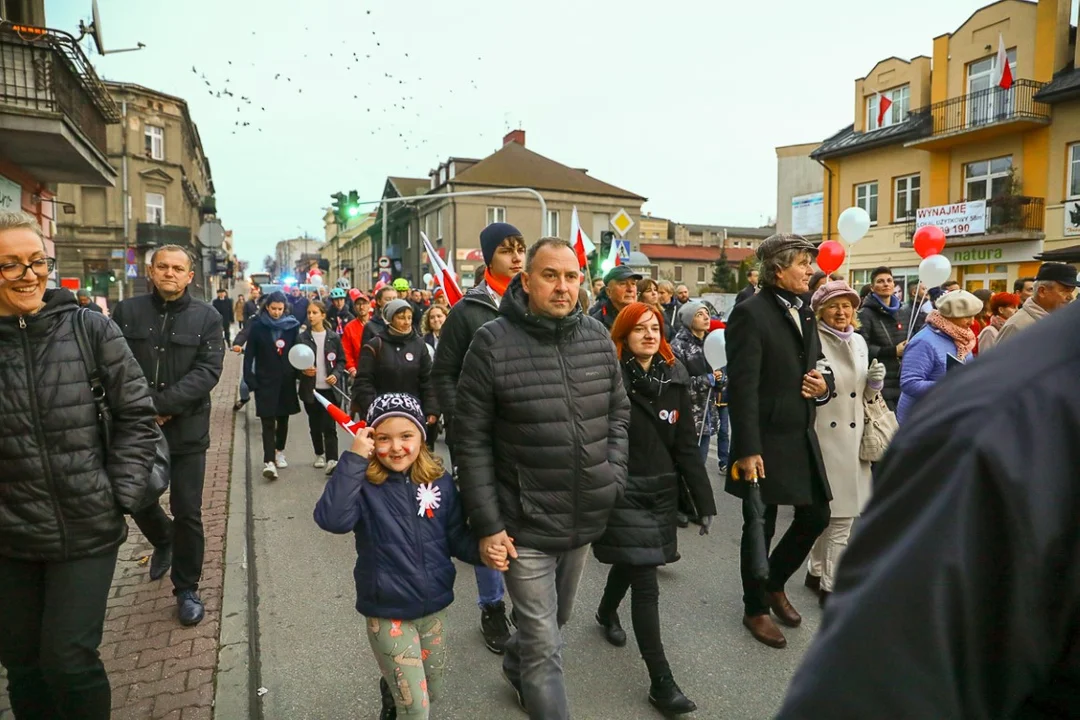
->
xmin=247 ymin=412 xmax=820 ymax=720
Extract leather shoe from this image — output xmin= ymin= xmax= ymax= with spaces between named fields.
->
xmin=803 ymin=571 xmax=821 ymax=593
xmin=743 ymin=614 xmax=787 ymax=649
xmin=767 ymin=591 xmax=802 ymax=628
xmin=595 ymin=610 xmax=627 ymax=647
xmin=148 ymin=544 xmax=172 ymax=582
xmin=177 ymin=590 xmax=205 ymax=627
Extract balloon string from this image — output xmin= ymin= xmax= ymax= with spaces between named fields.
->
xmin=906 ymin=286 xmax=924 ymax=343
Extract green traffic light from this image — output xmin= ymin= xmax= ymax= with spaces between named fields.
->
xmin=348 ymin=206 xmax=360 ymax=217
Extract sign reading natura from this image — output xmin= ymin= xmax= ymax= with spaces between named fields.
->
xmin=915 ymin=200 xmax=987 ymax=237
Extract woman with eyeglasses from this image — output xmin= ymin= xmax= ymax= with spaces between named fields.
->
xmin=0 ymin=210 xmax=161 ymax=718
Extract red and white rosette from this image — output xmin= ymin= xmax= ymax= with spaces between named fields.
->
xmin=275 ymin=339 xmax=285 ymax=356
xmin=416 ymin=483 xmax=442 ymax=519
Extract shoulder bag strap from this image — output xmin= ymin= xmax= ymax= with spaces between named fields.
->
xmin=72 ymin=308 xmax=112 ymax=450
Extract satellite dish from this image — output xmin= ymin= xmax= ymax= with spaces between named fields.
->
xmin=78 ymin=0 xmax=146 ymax=55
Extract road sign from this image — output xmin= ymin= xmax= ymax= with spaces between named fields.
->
xmin=126 ymin=248 xmax=136 ymax=263
xmin=610 ymin=209 xmax=635 ymax=237
xmin=615 ymin=240 xmax=631 ymax=261
xmin=377 ymin=256 xmax=391 ymax=269
xmin=110 ymin=249 xmax=124 ymax=259
xmin=197 ymin=221 xmax=225 ymax=249
xmin=125 ymin=264 xmax=137 ymax=279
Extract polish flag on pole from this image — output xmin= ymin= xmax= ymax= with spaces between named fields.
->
xmin=876 ymin=91 xmax=892 ymax=127
xmin=570 ymin=206 xmax=595 ymax=270
xmin=994 ymin=34 xmax=1014 ymax=90
xmin=312 ymin=391 xmax=366 ymax=436
xmin=421 ymin=231 xmax=463 ymax=306
xmin=605 ymin=234 xmax=622 ymax=269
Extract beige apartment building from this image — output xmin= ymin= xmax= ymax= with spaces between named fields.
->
xmin=776 ymin=142 xmax=825 ymax=240
xmin=53 ymin=82 xmax=222 ymax=301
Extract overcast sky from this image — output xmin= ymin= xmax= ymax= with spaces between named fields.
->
xmin=45 ymin=0 xmax=1068 ymax=269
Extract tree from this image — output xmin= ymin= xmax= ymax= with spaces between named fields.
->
xmin=712 ymin=247 xmax=736 ymax=291
xmin=263 ymin=255 xmax=278 ymax=278
xmin=736 ymin=256 xmax=757 ymax=290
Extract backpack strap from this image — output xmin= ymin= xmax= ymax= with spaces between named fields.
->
xmin=72 ymin=308 xmax=112 ymax=449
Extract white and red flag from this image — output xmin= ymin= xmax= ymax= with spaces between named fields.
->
xmin=570 ymin=206 xmax=595 ymax=270
xmin=421 ymin=232 xmax=463 ymax=306
xmin=876 ymin=91 xmax=892 ymax=127
xmin=994 ymin=34 xmax=1014 ymax=90
xmin=311 ymin=392 xmax=366 ymax=436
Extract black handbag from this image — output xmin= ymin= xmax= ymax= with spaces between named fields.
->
xmin=73 ymin=308 xmax=171 ymax=514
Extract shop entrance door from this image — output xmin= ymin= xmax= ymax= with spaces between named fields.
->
xmin=963 ymin=264 xmax=1008 ymax=293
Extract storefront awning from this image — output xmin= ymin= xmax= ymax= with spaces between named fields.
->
xmin=1035 ymin=244 xmax=1080 ymax=263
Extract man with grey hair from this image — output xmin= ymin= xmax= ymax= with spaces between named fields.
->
xmin=995 ymin=262 xmax=1077 ymax=346
xmin=112 ymin=244 xmax=224 ymax=627
xmin=75 ymin=288 xmax=103 ymax=313
xmin=725 ymin=233 xmax=834 ymax=649
xmin=455 ymin=236 xmax=630 ymax=719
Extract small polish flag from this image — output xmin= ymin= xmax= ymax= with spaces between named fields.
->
xmin=605 ymin=234 xmax=622 ymax=269
xmin=994 ymin=34 xmax=1014 ymax=90
xmin=570 ymin=206 xmax=594 ymax=270
xmin=421 ymin=232 xmax=463 ymax=306
xmin=876 ymin=91 xmax=892 ymax=128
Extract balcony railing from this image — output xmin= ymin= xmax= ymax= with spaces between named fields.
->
xmin=0 ymin=24 xmax=120 ymax=155
xmin=137 ymin=222 xmax=192 ymax=248
xmin=914 ymin=80 xmax=1049 ymax=138
xmin=903 ymin=195 xmax=1045 ymax=240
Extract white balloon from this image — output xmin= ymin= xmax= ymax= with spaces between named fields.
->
xmin=704 ymin=329 xmax=727 ymax=368
xmin=837 ymin=207 xmax=872 ymax=245
xmin=918 ymin=254 xmax=952 ymax=288
xmin=310 ymin=274 xmax=324 ymax=287
xmin=288 ymin=344 xmax=315 ymax=371
xmin=423 ymin=272 xmax=434 ymax=285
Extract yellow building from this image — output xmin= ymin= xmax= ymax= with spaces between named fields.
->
xmin=812 ymin=0 xmax=1080 ymax=292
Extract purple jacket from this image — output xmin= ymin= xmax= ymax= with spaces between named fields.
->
xmin=897 ymin=326 xmax=966 ymax=424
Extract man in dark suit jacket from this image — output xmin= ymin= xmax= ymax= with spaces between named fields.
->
xmin=725 ymin=234 xmax=834 ymax=650
xmin=734 ymin=268 xmax=759 ymax=306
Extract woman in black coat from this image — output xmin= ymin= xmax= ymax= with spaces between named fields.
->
xmin=297 ymin=301 xmax=347 ymax=475
xmin=243 ymin=292 xmax=301 ymax=479
xmin=0 ymin=213 xmax=160 ymax=719
xmin=351 ymin=299 xmax=438 ymax=425
xmin=593 ymin=302 xmax=716 ymax=716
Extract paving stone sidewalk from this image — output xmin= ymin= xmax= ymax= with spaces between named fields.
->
xmin=0 ymin=352 xmax=242 ymax=720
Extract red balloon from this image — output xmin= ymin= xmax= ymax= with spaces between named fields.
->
xmin=913 ymin=225 xmax=946 ymax=258
xmin=816 ymin=240 xmax=846 ymax=274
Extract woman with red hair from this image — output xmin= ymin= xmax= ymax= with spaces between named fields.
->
xmin=592 ymin=302 xmax=716 ymax=716
xmin=976 ymin=292 xmax=1020 ymax=354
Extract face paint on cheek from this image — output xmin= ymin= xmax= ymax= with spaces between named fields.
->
xmin=400 ymin=444 xmax=414 ymax=457
xmin=375 ymin=449 xmax=390 ymax=458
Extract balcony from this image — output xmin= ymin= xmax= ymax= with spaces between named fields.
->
xmin=137 ymin=222 xmax=192 ymax=248
xmin=0 ymin=24 xmax=119 ymax=185
xmin=905 ymin=80 xmax=1050 ymax=151
xmin=902 ymin=195 xmax=1045 ymax=246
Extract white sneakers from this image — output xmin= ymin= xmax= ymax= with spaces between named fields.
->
xmin=275 ymin=451 xmax=288 ymax=468
xmin=324 ymin=459 xmax=338 ymax=475
xmin=263 ymin=462 xmax=278 ymax=479
xmin=314 ymin=455 xmax=327 ymax=469
xmin=265 ymin=451 xmax=333 ymax=479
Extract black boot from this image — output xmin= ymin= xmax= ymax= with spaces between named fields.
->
xmin=480 ymin=601 xmax=512 ymax=654
xmin=379 ymin=676 xmax=397 ymax=720
xmin=649 ymin=673 xmax=697 ymax=715
xmin=595 ymin=609 xmax=627 ymax=647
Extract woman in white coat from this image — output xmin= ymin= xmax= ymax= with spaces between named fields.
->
xmin=805 ymin=281 xmax=886 ymax=605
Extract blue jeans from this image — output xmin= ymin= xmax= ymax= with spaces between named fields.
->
xmin=698 ymin=434 xmax=711 ymax=464
xmin=502 ymin=545 xmax=590 ymax=720
xmin=715 ymin=406 xmax=730 ymax=469
xmin=475 ymin=565 xmax=504 ymax=608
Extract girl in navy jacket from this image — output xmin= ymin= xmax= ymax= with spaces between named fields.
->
xmin=314 ymin=392 xmax=493 ymax=719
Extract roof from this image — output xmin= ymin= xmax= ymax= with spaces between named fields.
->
xmin=1033 ymin=63 xmax=1080 ymax=103
xmin=387 ymin=177 xmax=429 ymax=198
xmin=810 ymin=113 xmax=931 ymax=160
xmin=639 ymin=244 xmax=756 ymax=263
xmin=449 ymin=141 xmax=645 ymax=200
xmin=1034 ymin=244 xmax=1080 ymax=262
xmin=682 ymin=224 xmax=774 ymax=238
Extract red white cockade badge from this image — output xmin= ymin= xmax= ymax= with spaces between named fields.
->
xmin=417 ymin=483 xmax=441 ymax=518
xmin=275 ymin=339 xmax=285 ymax=356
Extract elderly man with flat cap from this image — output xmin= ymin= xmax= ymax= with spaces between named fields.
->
xmin=725 ymin=233 xmax=835 ymax=649
xmin=994 ymin=262 xmax=1077 ymax=347
xmin=590 ymin=265 xmax=643 ymax=330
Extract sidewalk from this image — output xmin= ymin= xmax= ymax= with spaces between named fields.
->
xmin=0 ymin=352 xmax=243 ymax=720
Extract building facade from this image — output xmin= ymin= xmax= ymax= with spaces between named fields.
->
xmin=812 ymin=0 xmax=1080 ymax=292
xmin=53 ymin=82 xmax=222 ymax=302
xmin=0 ymin=6 xmax=118 ymax=283
xmin=639 ymin=223 xmax=772 ymax=287
xmin=776 ymin=142 xmax=825 ymax=240
xmin=273 ymin=236 xmax=322 ymax=280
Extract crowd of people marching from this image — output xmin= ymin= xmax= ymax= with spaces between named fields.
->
xmin=1 ymin=205 xmax=1078 ymax=719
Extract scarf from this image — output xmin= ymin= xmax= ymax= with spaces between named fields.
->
xmin=622 ymin=354 xmax=671 ymax=401
xmin=989 ymin=314 xmax=1007 ymax=331
xmin=926 ymin=310 xmax=975 ymax=360
xmin=820 ymin=322 xmax=855 ymax=342
xmin=484 ymin=268 xmax=511 ymax=298
xmin=871 ymin=292 xmax=902 ymax=316
xmin=258 ymin=311 xmax=300 ymax=343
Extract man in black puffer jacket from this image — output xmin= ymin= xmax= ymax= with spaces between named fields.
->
xmin=856 ymin=266 xmax=909 ymax=411
xmin=456 ymin=237 xmax=631 ymax=720
xmin=112 ymin=244 xmax=225 ymax=628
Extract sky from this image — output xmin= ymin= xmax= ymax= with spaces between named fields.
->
xmin=43 ymin=0 xmax=1065 ymax=270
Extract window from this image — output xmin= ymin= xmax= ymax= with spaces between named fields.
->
xmin=486 ymin=207 xmax=506 ymax=225
xmin=144 ymin=125 xmax=164 ymax=160
xmin=894 ymin=174 xmax=921 ymax=222
xmin=732 ymin=240 xmax=741 ymax=247
xmin=855 ymin=182 xmax=878 ymax=224
xmin=407 ymin=223 xmax=412 ymax=250
xmin=673 ymin=265 xmax=683 ymax=282
xmin=965 ymin=156 xmax=1012 ymax=201
xmin=967 ymin=49 xmax=1016 ymax=126
xmin=697 ymin=266 xmax=706 ymax=283
xmin=547 ymin=210 xmax=560 ymax=237
xmin=866 ymin=85 xmax=911 ymax=131
xmin=436 ymin=208 xmax=443 ymax=239
xmin=1068 ymin=144 xmax=1080 ymax=199
xmin=145 ymin=192 xmax=165 ymax=224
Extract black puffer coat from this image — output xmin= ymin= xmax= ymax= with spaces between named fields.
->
xmin=593 ymin=358 xmax=716 ymax=566
xmin=351 ymin=327 xmax=437 ymax=419
xmin=0 ymin=290 xmax=160 ymax=561
xmin=857 ymin=294 xmax=909 ymax=411
xmin=455 ymin=275 xmax=631 ymax=552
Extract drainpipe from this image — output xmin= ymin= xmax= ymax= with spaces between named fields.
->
xmin=120 ymin=97 xmax=129 ymax=301
xmin=814 ymin=158 xmax=834 ymax=241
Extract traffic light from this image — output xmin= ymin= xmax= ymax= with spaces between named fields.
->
xmin=212 ymin=253 xmax=227 ymax=276
xmin=330 ymin=192 xmax=346 ymax=225
xmin=599 ymin=231 xmax=617 ymax=275
xmin=346 ymin=190 xmax=360 ymax=218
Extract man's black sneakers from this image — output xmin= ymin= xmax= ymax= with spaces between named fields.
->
xmin=480 ymin=601 xmax=513 ymax=654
